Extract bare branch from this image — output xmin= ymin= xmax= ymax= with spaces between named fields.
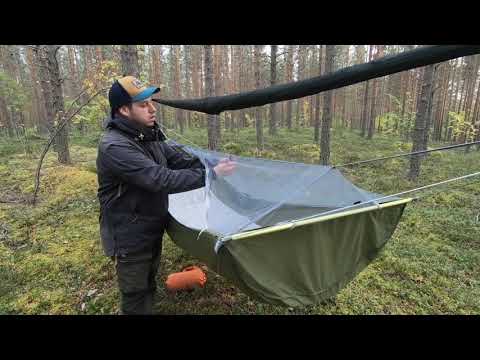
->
xmin=31 ymin=86 xmax=109 ymax=205
xmin=64 ymin=87 xmax=91 ymax=117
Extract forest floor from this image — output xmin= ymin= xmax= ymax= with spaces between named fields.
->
xmin=1 ymin=126 xmax=479 ymax=314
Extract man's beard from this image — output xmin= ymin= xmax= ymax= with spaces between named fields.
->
xmin=130 ymin=114 xmax=156 ymax=127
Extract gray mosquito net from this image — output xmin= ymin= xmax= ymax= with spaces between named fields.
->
xmin=167 ymin=141 xmax=394 ymax=237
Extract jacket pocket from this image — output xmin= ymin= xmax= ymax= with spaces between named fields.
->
xmin=113 ymin=214 xmax=166 ymax=252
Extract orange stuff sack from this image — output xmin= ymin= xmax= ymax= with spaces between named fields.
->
xmin=165 ymin=266 xmax=207 ymax=292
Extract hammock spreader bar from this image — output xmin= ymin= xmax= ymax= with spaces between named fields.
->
xmin=153 ymin=45 xmax=480 ymax=115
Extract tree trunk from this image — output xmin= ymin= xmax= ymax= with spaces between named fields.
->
xmin=457 ymin=60 xmax=468 ymax=114
xmin=367 ymin=46 xmax=384 ymax=139
xmin=170 ymin=46 xmax=184 ymax=133
xmin=0 ymin=46 xmax=20 ymax=137
xmin=285 ymin=45 xmax=295 ymax=130
xmin=408 ymin=64 xmax=434 ymax=181
xmin=452 ymin=58 xmax=462 ymax=114
xmin=67 ymin=46 xmax=84 ymax=133
xmin=296 ymin=46 xmax=307 ymax=129
xmin=269 ymin=45 xmax=278 ymax=136
xmin=353 ymin=45 xmax=366 ymax=130
xmin=367 ymin=46 xmax=377 ymax=139
xmin=183 ymin=45 xmax=192 ymax=129
xmin=463 ymin=55 xmax=480 ymax=151
xmin=213 ymin=46 xmax=222 ymax=140
xmin=341 ymin=46 xmax=350 ymax=128
xmin=237 ymin=46 xmax=246 ymax=129
xmin=462 ymin=55 xmax=479 ymax=144
xmin=221 ymin=46 xmax=231 ymax=130
xmin=229 ymin=45 xmax=236 ymax=132
xmin=254 ymin=45 xmax=264 ymax=150
xmin=361 ymin=45 xmax=373 ymax=137
xmin=120 ymin=45 xmax=140 ymax=77
xmin=445 ymin=58 xmax=460 ymax=141
xmin=36 ymin=46 xmax=56 ymax=141
xmin=151 ymin=45 xmax=164 ymax=127
xmin=36 ymin=45 xmax=71 ymax=164
xmin=433 ymin=63 xmax=449 ymax=141
xmin=0 ymin=96 xmax=14 ymax=137
xmin=26 ymin=46 xmax=48 ymax=134
xmin=204 ymin=45 xmax=218 ymax=150
xmin=437 ymin=61 xmax=452 ymax=141
xmin=314 ymin=45 xmax=324 ymax=142
xmin=422 ymin=65 xmax=437 ymax=151
xmin=472 ymin=74 xmax=480 ymax=149
xmin=320 ymin=45 xmax=335 ymax=166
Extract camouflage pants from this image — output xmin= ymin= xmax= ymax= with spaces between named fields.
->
xmin=113 ymin=238 xmax=163 ymax=315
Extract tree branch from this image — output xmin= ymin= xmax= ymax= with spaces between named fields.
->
xmin=64 ymin=87 xmax=90 ymax=116
xmin=31 ymin=86 xmax=109 ymax=206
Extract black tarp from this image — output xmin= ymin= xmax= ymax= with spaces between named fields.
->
xmin=153 ymin=45 xmax=480 ymax=115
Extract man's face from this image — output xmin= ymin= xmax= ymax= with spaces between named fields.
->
xmin=120 ymin=97 xmax=157 ymax=127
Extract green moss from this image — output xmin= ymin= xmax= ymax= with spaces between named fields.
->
xmin=1 ymin=128 xmax=479 ymax=314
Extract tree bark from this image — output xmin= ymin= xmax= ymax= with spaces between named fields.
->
xmin=462 ymin=55 xmax=479 ymax=143
xmin=170 ymin=46 xmax=184 ymax=133
xmin=213 ymin=46 xmax=222 ymax=139
xmin=0 ymin=96 xmax=14 ymax=137
xmin=238 ymin=46 xmax=246 ymax=129
xmin=184 ymin=45 xmax=192 ymax=129
xmin=320 ymin=45 xmax=335 ymax=166
xmin=36 ymin=45 xmax=71 ymax=164
xmin=254 ymin=45 xmax=264 ymax=150
xmin=204 ymin=45 xmax=217 ymax=150
xmin=353 ymin=45 xmax=365 ymax=130
xmin=120 ymin=45 xmax=140 ymax=77
xmin=367 ymin=46 xmax=384 ymax=139
xmin=361 ymin=45 xmax=373 ymax=137
xmin=269 ymin=45 xmax=278 ymax=136
xmin=422 ymin=65 xmax=437 ymax=151
xmin=445 ymin=58 xmax=459 ymax=141
xmin=285 ymin=45 xmax=295 ymax=130
xmin=408 ymin=64 xmax=434 ymax=181
xmin=314 ymin=45 xmax=324 ymax=142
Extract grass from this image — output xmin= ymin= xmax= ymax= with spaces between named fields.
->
xmin=0 ymin=126 xmax=479 ymax=315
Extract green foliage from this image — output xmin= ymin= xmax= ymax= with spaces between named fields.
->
xmin=0 ymin=71 xmax=29 ymax=115
xmin=378 ymin=112 xmax=400 ymax=134
xmin=376 ymin=94 xmax=415 ymax=138
xmin=386 ymin=93 xmax=402 ymax=111
xmin=67 ymin=60 xmax=122 ymax=131
xmin=69 ymin=99 xmax=107 ymax=128
xmin=448 ymin=111 xmax=477 ymax=142
xmin=287 ymin=144 xmax=320 ymax=163
xmin=222 ymin=142 xmax=243 ymax=155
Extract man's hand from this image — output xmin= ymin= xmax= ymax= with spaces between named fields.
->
xmin=213 ymin=158 xmax=237 ymax=177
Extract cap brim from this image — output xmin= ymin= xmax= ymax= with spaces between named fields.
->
xmin=131 ymin=87 xmax=160 ymax=102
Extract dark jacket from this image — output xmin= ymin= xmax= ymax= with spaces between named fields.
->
xmin=96 ymin=115 xmax=206 ymax=257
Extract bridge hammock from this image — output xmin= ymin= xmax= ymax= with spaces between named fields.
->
xmin=150 ymin=45 xmax=480 ymax=307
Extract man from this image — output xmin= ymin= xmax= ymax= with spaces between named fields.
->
xmin=97 ymin=76 xmax=235 ymax=315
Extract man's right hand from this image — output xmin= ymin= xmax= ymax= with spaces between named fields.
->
xmin=213 ymin=158 xmax=237 ymax=177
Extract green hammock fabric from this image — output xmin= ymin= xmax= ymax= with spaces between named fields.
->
xmin=167 ymin=198 xmax=411 ymax=307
